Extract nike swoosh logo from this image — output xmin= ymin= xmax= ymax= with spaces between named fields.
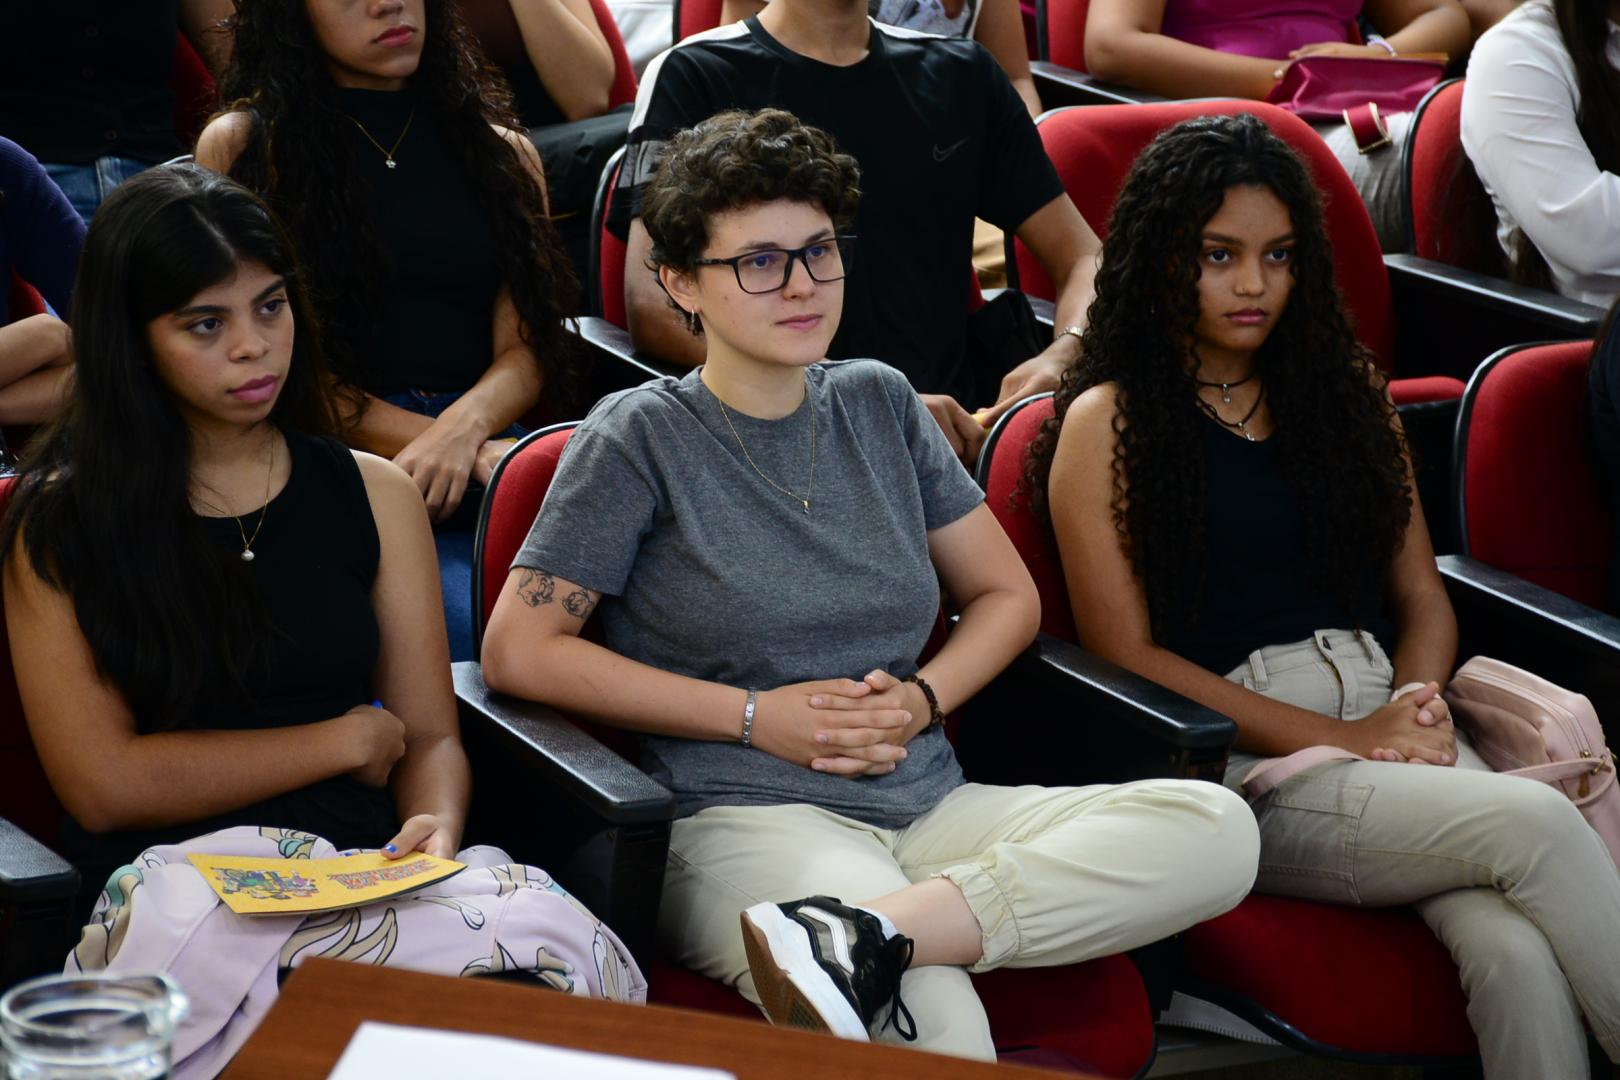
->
xmin=932 ymin=137 xmax=969 ymax=163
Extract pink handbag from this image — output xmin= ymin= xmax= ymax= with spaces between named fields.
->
xmin=1443 ymin=657 xmax=1620 ymax=871
xmin=1264 ymin=55 xmax=1445 ymax=151
xmin=1242 ymin=658 xmax=1620 ymax=873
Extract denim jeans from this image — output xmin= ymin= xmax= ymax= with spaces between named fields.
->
xmin=43 ymin=156 xmax=149 ymax=224
xmin=380 ymin=389 xmax=525 ymax=664
xmin=1223 ymin=630 xmax=1620 ymax=1078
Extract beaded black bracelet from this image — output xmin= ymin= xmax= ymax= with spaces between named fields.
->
xmin=904 ymin=673 xmax=945 ymax=728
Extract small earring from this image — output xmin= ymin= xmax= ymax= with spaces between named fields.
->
xmin=683 ymin=308 xmax=702 ymax=336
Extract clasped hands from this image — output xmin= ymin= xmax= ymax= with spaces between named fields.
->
xmin=751 ymin=670 xmax=933 ymax=776
xmin=1355 ymin=681 xmax=1457 ymax=766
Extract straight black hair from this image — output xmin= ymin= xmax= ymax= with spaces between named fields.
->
xmin=1 ymin=164 xmax=338 ymax=731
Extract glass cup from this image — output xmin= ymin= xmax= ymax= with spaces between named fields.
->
xmin=0 ymin=974 xmax=188 ymax=1080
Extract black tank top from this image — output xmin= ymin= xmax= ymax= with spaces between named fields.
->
xmin=1167 ymin=419 xmax=1392 ymax=676
xmin=61 ymin=434 xmax=397 ymax=909
xmin=339 ymin=88 xmax=503 ymax=395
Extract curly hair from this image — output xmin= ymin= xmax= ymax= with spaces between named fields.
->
xmin=641 ymin=109 xmax=861 ymax=331
xmin=218 ymin=0 xmax=579 ymax=413
xmin=1023 ymin=113 xmax=1411 ymax=643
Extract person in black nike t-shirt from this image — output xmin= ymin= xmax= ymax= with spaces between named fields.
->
xmin=607 ymin=0 xmax=1103 ymax=462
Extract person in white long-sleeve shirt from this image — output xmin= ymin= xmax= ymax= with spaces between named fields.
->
xmin=1460 ymin=0 xmax=1620 ymax=306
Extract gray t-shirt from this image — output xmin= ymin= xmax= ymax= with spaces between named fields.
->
xmin=513 ymin=359 xmax=985 ymax=827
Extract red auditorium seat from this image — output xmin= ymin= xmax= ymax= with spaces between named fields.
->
xmin=172 ymin=32 xmax=217 ymax=147
xmin=1401 ymin=79 xmax=1501 ymax=275
xmin=587 ymin=0 xmax=641 ymax=109
xmin=468 ymin=424 xmax=1172 ymax=1077
xmin=1454 ymin=339 xmax=1609 ymax=610
xmin=674 ymin=0 xmax=725 ymax=41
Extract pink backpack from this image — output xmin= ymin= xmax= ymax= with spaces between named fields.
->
xmin=1443 ymin=657 xmax=1620 ymax=870
xmin=1241 ymin=658 xmax=1620 ymax=872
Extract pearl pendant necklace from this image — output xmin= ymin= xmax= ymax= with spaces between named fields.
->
xmin=236 ymin=437 xmax=276 ymax=560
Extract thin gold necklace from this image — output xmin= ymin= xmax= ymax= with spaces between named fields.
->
xmin=345 ymin=105 xmax=416 ymax=169
xmin=196 ymin=436 xmax=277 ymax=561
xmin=716 ymin=389 xmax=816 ymax=514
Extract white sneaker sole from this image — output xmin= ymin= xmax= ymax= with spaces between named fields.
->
xmin=740 ymin=903 xmax=869 ymax=1041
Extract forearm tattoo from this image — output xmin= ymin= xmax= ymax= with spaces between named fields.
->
xmin=515 ymin=568 xmax=597 ymax=621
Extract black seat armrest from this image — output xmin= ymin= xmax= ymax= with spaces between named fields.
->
xmin=1437 ymin=555 xmax=1620 ymax=738
xmin=566 ymin=316 xmax=686 ymax=395
xmin=453 ymin=662 xmax=674 ymax=959
xmin=1385 ymin=255 xmax=1603 ymax=381
xmin=0 ymin=816 xmax=79 ymax=989
xmin=958 ymin=632 xmax=1236 ymax=787
xmin=1032 ymin=62 xmax=1166 ymax=108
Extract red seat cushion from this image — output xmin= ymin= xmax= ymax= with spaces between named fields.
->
xmin=1407 ymin=80 xmax=1501 ymax=274
xmin=981 ymin=396 xmax=1077 ymax=641
xmin=586 ymin=0 xmax=640 ymax=109
xmin=1042 ymin=0 xmax=1090 ymax=69
xmin=1461 ymin=340 xmax=1608 ymax=608
xmin=1186 ymin=895 xmax=1476 ymax=1056
xmin=677 ymin=0 xmax=725 ymax=40
xmin=597 ymin=162 xmax=630 ymax=329
xmin=1388 ymin=375 xmax=1466 ymax=406
xmin=648 ymin=957 xmax=1153 ymax=1077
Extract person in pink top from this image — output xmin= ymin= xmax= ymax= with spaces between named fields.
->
xmin=1084 ymin=0 xmax=1470 ymax=249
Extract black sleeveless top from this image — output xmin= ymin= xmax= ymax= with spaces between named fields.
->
xmin=1167 ymin=420 xmax=1393 ymax=676
xmin=338 ymin=88 xmax=503 ymax=395
xmin=61 ymin=434 xmax=397 ymax=907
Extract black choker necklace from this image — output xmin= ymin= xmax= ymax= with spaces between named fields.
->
xmin=1197 ymin=384 xmax=1266 ymax=442
xmin=1194 ymin=369 xmax=1256 ymax=405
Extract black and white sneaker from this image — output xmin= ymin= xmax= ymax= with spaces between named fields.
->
xmin=740 ymin=896 xmax=917 ymax=1042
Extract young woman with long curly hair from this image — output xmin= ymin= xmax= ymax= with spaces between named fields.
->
xmin=1027 ymin=113 xmax=1620 ymax=1078
xmin=195 ymin=0 xmax=579 ymax=661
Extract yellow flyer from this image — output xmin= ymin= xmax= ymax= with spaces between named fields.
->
xmin=186 ymin=851 xmax=464 ymax=916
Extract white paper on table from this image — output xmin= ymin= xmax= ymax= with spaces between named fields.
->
xmin=326 ymin=1020 xmax=739 ymax=1079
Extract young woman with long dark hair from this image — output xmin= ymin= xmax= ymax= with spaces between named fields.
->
xmin=1028 ymin=113 xmax=1620 ymax=1078
xmin=482 ymin=108 xmax=1259 ymax=1059
xmin=195 ymin=0 xmax=579 ymax=660
xmin=1462 ymin=0 xmax=1620 ymax=305
xmin=2 ymin=165 xmax=469 ymax=916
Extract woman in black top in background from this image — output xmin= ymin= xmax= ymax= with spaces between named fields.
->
xmin=2 ymin=166 xmax=468 ymax=915
xmin=196 ymin=0 xmax=579 ymax=661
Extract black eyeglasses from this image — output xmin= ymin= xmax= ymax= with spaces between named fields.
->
xmin=694 ymin=236 xmax=857 ymax=294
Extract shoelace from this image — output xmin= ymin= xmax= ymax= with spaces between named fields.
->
xmin=877 ymin=934 xmax=918 ymax=1041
